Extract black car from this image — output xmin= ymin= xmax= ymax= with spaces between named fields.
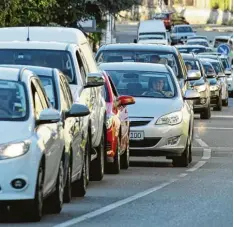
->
xmin=181 ymin=53 xmax=211 ymax=119
xmin=201 ymin=61 xmax=222 ymax=111
xmin=96 ymin=44 xmax=189 ymax=90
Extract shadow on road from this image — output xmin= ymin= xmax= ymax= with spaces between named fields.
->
xmin=130 ymin=160 xmax=173 ymax=168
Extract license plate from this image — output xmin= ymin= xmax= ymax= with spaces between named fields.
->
xmin=130 ymin=131 xmax=144 ymax=140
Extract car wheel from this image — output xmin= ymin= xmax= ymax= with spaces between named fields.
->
xmin=46 ymin=160 xmax=64 ymax=214
xmin=173 ymin=140 xmax=189 ymax=167
xmin=106 ymin=137 xmax=121 ymax=174
xmin=85 ymin=132 xmax=91 ymax=186
xmin=188 ymin=142 xmax=192 ymax=163
xmin=214 ymin=95 xmax=222 ymax=111
xmin=27 ymin=164 xmax=44 ymax=221
xmin=63 ymin=163 xmax=72 ymax=203
xmin=0 ymin=204 xmax=8 ymax=221
xmin=90 ymin=130 xmax=105 ymax=181
xmin=223 ymin=97 xmax=228 ymax=106
xmin=72 ymin=151 xmax=87 ymax=197
xmin=200 ymin=104 xmax=211 ymax=119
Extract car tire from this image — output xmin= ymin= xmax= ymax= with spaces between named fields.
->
xmin=27 ymin=164 xmax=44 ymax=222
xmin=214 ymin=95 xmax=222 ymax=111
xmin=172 ymin=140 xmax=190 ymax=167
xmin=90 ymin=130 xmax=105 ymax=181
xmin=72 ymin=151 xmax=87 ymax=197
xmin=200 ymin=104 xmax=211 ymax=119
xmin=46 ymin=160 xmax=64 ymax=214
xmin=106 ymin=137 xmax=121 ymax=174
xmin=85 ymin=132 xmax=91 ymax=186
xmin=63 ymin=163 xmax=72 ymax=203
xmin=223 ymin=97 xmax=228 ymax=106
xmin=188 ymin=142 xmax=192 ymax=163
xmin=0 ymin=205 xmax=8 ymax=221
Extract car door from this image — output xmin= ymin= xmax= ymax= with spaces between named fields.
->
xmin=31 ymin=78 xmax=62 ymax=195
xmin=60 ymin=74 xmax=83 ymax=178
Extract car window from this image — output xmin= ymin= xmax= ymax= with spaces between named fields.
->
xmin=33 ymin=78 xmax=49 ymax=109
xmin=221 ymin=58 xmax=230 ymax=69
xmin=38 ymin=75 xmax=57 ymax=109
xmin=210 ymin=62 xmax=223 ymax=74
xmin=59 ymin=80 xmax=70 ymax=111
xmin=0 ymin=80 xmax=28 ymax=120
xmin=105 ymin=70 xmax=177 ymax=98
xmin=0 ymin=49 xmax=75 ymax=84
xmin=177 ymin=26 xmax=192 ymax=33
xmin=62 ymin=74 xmax=73 ymax=106
xmin=214 ymin=38 xmax=228 ymax=48
xmin=76 ymin=50 xmax=87 ymax=83
xmin=104 ymin=83 xmax=110 ymax=102
xmin=183 ymin=59 xmax=200 ymax=71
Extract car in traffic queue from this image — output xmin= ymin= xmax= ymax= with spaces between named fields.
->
xmin=198 ymin=57 xmax=229 ymax=106
xmin=200 ymin=61 xmax=223 ymax=111
xmin=96 ymin=43 xmax=192 ymax=94
xmin=187 ymin=35 xmax=208 ymax=42
xmin=175 ymin=44 xmax=210 ymax=54
xmin=170 ymin=24 xmax=196 ymax=45
xmin=96 ymin=62 xmax=200 ymax=167
xmin=0 ymin=66 xmax=85 ymax=221
xmin=186 ymin=39 xmax=209 ymax=47
xmin=212 ymin=35 xmax=232 ymax=50
xmin=0 ymin=27 xmax=107 ymax=182
xmin=101 ymin=72 xmax=135 ymax=173
xmin=0 ymin=65 xmax=91 ymax=202
xmin=181 ymin=53 xmax=211 ymax=119
xmin=152 ymin=12 xmax=173 ymax=31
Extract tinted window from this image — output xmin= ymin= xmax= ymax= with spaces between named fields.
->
xmin=177 ymin=26 xmax=192 ymax=33
xmin=106 ymin=70 xmax=177 ymax=98
xmin=221 ymin=58 xmax=230 ymax=69
xmin=210 ymin=62 xmax=222 ymax=74
xmin=214 ymin=38 xmax=228 ymax=48
xmin=139 ymin=32 xmax=166 ymax=39
xmin=0 ymin=80 xmax=28 ymax=121
xmin=0 ymin=49 xmax=76 ymax=84
xmin=184 ymin=59 xmax=200 ymax=71
xmin=104 ymin=83 xmax=110 ymax=102
xmin=202 ymin=63 xmax=216 ymax=74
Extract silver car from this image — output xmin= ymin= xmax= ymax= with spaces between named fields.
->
xmin=99 ymin=62 xmax=200 ymax=167
xmin=171 ymin=25 xmax=196 ymax=45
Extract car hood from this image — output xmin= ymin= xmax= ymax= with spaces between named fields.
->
xmin=127 ymin=97 xmax=183 ymax=119
xmin=0 ymin=121 xmax=33 ymax=144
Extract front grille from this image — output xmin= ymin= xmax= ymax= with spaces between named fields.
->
xmin=130 ymin=121 xmax=150 ymax=127
xmin=130 ymin=138 xmax=161 ymax=148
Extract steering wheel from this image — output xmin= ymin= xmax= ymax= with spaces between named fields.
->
xmin=142 ymin=91 xmax=166 ymax=98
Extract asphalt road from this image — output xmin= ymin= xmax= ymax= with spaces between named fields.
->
xmin=0 ymin=26 xmax=233 ymax=227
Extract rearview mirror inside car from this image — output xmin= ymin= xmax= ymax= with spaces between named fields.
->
xmin=183 ymin=89 xmax=200 ymax=100
xmin=186 ymin=70 xmax=202 ymax=81
xmin=84 ymin=72 xmax=105 ymax=88
xmin=65 ymin=104 xmax=90 ymax=118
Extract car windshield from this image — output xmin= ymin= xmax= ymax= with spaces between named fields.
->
xmin=207 ymin=77 xmax=218 ymax=85
xmin=96 ymin=51 xmax=180 ymax=78
xmin=210 ymin=62 xmax=223 ymax=74
xmin=177 ymin=26 xmax=193 ymax=33
xmin=177 ymin=47 xmax=206 ymax=54
xmin=221 ymin=58 xmax=230 ymax=69
xmin=214 ymin=38 xmax=228 ymax=48
xmin=202 ymin=63 xmax=216 ymax=75
xmin=139 ymin=32 xmax=166 ymax=39
xmin=38 ymin=76 xmax=57 ymax=109
xmin=189 ymin=77 xmax=205 ymax=86
xmin=0 ymin=50 xmax=76 ymax=84
xmin=0 ymin=80 xmax=28 ymax=121
xmin=105 ymin=70 xmax=176 ymax=98
xmin=184 ymin=59 xmax=200 ymax=71
xmin=187 ymin=41 xmax=208 ymax=47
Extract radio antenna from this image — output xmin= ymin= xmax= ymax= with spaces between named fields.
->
xmin=26 ymin=27 xmax=30 ymax=41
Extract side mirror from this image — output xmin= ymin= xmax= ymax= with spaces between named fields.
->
xmin=84 ymin=72 xmax=105 ymax=88
xmin=118 ymin=95 xmax=135 ymax=106
xmin=65 ymin=104 xmax=90 ymax=118
xmin=186 ymin=70 xmax=202 ymax=81
xmin=133 ymin=38 xmax=137 ymax=43
xmin=37 ymin=108 xmax=60 ymax=125
xmin=224 ymin=69 xmax=232 ymax=76
xmin=184 ymin=89 xmax=200 ymax=100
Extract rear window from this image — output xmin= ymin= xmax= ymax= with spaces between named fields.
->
xmin=177 ymin=26 xmax=192 ymax=33
xmin=139 ymin=32 xmax=166 ymax=39
xmin=214 ymin=38 xmax=228 ymax=48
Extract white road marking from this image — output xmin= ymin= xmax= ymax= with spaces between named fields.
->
xmin=195 ymin=127 xmax=233 ymax=130
xmin=179 ymin=173 xmax=188 ymax=178
xmin=195 ymin=138 xmax=209 ymax=148
xmin=187 ymin=161 xmax=207 ymax=172
xmin=202 ymin=148 xmax=212 ymax=160
xmin=54 ymin=179 xmax=178 ymax=227
xmin=211 ymin=115 xmax=233 ymax=118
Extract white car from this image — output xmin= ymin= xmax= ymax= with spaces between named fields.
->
xmin=99 ymin=62 xmax=200 ymax=167
xmin=0 ymin=67 xmax=66 ymax=221
xmin=186 ymin=39 xmax=209 ymax=47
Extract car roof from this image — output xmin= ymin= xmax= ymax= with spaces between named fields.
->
xmin=199 ymin=58 xmax=219 ymax=63
xmin=214 ymin=35 xmax=231 ymax=40
xmin=197 ymin=54 xmax=219 ymax=59
xmin=99 ymin=62 xmax=169 ymax=73
xmin=175 ymin=44 xmax=207 ymax=48
xmin=0 ymin=67 xmax=22 ymax=81
xmin=98 ymin=43 xmax=177 ymax=53
xmin=187 ymin=39 xmax=208 ymax=42
xmin=0 ymin=41 xmax=73 ymax=50
xmin=181 ymin=53 xmax=198 ymax=60
xmin=0 ymin=64 xmax=55 ymax=77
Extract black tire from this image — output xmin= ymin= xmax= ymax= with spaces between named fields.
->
xmin=72 ymin=151 xmax=87 ymax=197
xmin=223 ymin=97 xmax=228 ymax=106
xmin=46 ymin=160 xmax=64 ymax=214
xmin=90 ymin=131 xmax=105 ymax=181
xmin=0 ymin=204 xmax=8 ymax=221
xmin=105 ymin=137 xmax=121 ymax=174
xmin=27 ymin=164 xmax=44 ymax=221
xmin=200 ymin=104 xmax=211 ymax=119
xmin=86 ymin=132 xmax=91 ymax=186
xmin=121 ymin=139 xmax=130 ymax=170
xmin=173 ymin=140 xmax=190 ymax=167
xmin=63 ymin=163 xmax=72 ymax=203
xmin=213 ymin=95 xmax=222 ymax=111
xmin=188 ymin=142 xmax=192 ymax=163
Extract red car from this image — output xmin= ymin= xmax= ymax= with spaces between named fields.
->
xmin=103 ymin=73 xmax=135 ymax=174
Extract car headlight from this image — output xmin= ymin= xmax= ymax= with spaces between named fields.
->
xmin=106 ymin=116 xmax=113 ymax=129
xmin=156 ymin=111 xmax=183 ymax=125
xmin=195 ymin=84 xmax=206 ymax=92
xmin=210 ymin=85 xmax=219 ymax=91
xmin=0 ymin=140 xmax=31 ymax=159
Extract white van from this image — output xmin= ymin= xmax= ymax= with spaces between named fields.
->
xmin=0 ymin=27 xmax=107 ymax=182
xmin=137 ymin=20 xmax=170 ymax=45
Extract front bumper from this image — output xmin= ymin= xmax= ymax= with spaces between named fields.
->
xmin=0 ymin=150 xmax=39 ymax=201
xmin=129 ymin=121 xmax=188 ymax=157
xmin=193 ymin=97 xmax=209 ymax=113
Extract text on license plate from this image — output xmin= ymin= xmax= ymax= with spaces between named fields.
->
xmin=130 ymin=131 xmax=144 ymax=140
